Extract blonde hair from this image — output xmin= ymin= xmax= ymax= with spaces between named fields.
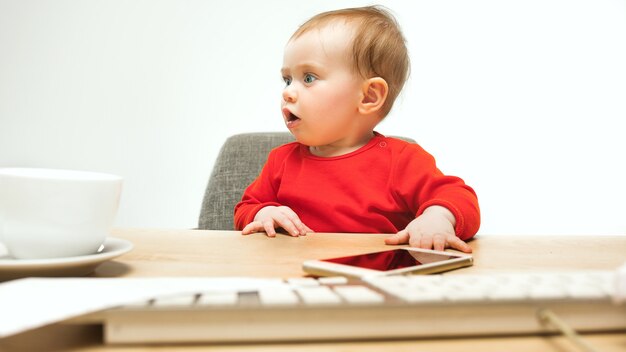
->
xmin=291 ymin=6 xmax=410 ymax=117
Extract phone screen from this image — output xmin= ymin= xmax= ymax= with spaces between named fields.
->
xmin=321 ymin=249 xmax=459 ymax=271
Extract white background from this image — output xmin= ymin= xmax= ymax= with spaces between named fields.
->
xmin=1 ymin=0 xmax=625 ymax=235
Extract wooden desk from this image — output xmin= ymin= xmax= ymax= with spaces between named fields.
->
xmin=1 ymin=229 xmax=625 ymax=351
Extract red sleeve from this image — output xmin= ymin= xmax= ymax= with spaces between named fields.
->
xmin=234 ymin=149 xmax=283 ymax=230
xmin=392 ymin=143 xmax=480 ymax=240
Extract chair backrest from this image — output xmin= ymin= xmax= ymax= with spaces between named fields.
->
xmin=198 ymin=132 xmax=295 ymax=230
xmin=198 ymin=132 xmax=415 ymax=230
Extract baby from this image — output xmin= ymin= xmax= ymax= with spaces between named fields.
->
xmin=234 ymin=6 xmax=480 ymax=253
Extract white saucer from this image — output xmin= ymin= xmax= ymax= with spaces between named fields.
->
xmin=0 ymin=237 xmax=133 ymax=280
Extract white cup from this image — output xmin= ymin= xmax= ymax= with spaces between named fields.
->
xmin=0 ymin=168 xmax=123 ymax=259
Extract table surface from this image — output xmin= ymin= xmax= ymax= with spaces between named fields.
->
xmin=2 ymin=229 xmax=625 ymax=352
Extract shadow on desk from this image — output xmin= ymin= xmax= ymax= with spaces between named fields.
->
xmin=0 ymin=261 xmax=132 ymax=283
xmin=90 ymin=261 xmax=132 ymax=278
xmin=0 ymin=324 xmax=102 ymax=352
xmin=2 ymin=325 xmax=626 ymax=352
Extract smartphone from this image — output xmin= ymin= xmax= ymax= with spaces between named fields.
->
xmin=303 ymin=247 xmax=472 ymax=278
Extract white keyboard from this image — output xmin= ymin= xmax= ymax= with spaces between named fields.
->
xmin=76 ymin=271 xmax=626 ymax=344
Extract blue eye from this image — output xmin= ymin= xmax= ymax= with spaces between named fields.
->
xmin=304 ymin=74 xmax=317 ymax=84
xmin=283 ymin=77 xmax=292 ymax=86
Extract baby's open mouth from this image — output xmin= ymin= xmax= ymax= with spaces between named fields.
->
xmin=286 ymin=112 xmax=300 ymax=122
xmin=282 ymin=108 xmax=301 ymax=128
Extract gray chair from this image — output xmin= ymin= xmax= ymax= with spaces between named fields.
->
xmin=198 ymin=132 xmax=295 ymax=230
xmin=198 ymin=132 xmax=415 ymax=230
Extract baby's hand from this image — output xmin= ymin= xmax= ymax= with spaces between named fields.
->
xmin=241 ymin=205 xmax=312 ymax=237
xmin=384 ymin=206 xmax=472 ymax=253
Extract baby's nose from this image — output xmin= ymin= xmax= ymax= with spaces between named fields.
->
xmin=282 ymin=86 xmax=297 ymax=102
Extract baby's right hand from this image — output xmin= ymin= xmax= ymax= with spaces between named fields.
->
xmin=241 ymin=205 xmax=312 ymax=237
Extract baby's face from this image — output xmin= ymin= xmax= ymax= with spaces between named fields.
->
xmin=281 ymin=23 xmax=365 ymax=148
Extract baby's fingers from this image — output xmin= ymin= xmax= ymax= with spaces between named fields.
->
xmin=274 ymin=217 xmax=302 ymax=237
xmin=433 ymin=235 xmax=446 ymax=251
xmin=242 ymin=221 xmax=264 ymax=235
xmin=276 ymin=207 xmax=308 ymax=236
xmin=385 ymin=230 xmax=410 ymax=245
xmin=418 ymin=235 xmax=434 ymax=250
xmin=447 ymin=236 xmax=472 ymax=253
xmin=242 ymin=221 xmax=277 ymax=237
xmin=262 ymin=220 xmax=277 ymax=237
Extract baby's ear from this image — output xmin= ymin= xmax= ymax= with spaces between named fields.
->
xmin=359 ymin=77 xmax=388 ymax=115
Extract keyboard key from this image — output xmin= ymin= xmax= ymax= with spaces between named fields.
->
xmin=444 ymin=289 xmax=487 ymax=302
xmin=333 ymin=285 xmax=385 ymax=304
xmin=529 ymin=286 xmax=567 ymax=300
xmin=258 ymin=288 xmax=300 ymax=306
xmin=153 ymin=294 xmax=196 ymax=307
xmin=287 ymin=278 xmax=320 ymax=287
xmin=318 ymin=276 xmax=349 ymax=285
xmin=295 ymin=286 xmax=342 ymax=305
xmin=375 ymin=283 xmax=446 ymax=302
xmin=567 ymin=286 xmax=608 ymax=299
xmin=197 ymin=292 xmax=238 ymax=306
xmin=487 ymin=289 xmax=528 ymax=301
xmin=404 ymin=275 xmax=443 ymax=284
xmin=363 ymin=275 xmax=408 ymax=289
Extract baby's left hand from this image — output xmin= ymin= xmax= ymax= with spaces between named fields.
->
xmin=384 ymin=206 xmax=472 ymax=253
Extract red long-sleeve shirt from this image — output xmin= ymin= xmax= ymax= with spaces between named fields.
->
xmin=234 ymin=133 xmax=480 ymax=240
